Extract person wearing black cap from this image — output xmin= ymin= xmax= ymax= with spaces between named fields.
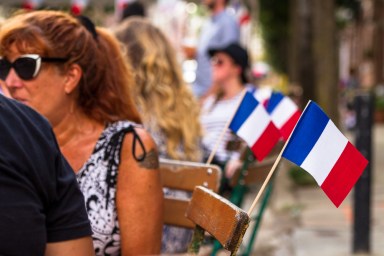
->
xmin=208 ymin=42 xmax=249 ymax=86
xmin=200 ymin=42 xmax=249 ymax=187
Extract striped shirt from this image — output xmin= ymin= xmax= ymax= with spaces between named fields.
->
xmin=200 ymin=93 xmax=242 ymax=163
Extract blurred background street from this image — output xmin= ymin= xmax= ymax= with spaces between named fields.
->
xmin=1 ymin=0 xmax=383 ymax=255
xmin=242 ymin=124 xmax=384 ymax=256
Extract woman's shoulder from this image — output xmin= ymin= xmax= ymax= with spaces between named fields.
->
xmin=94 ymin=120 xmax=147 ymax=154
xmin=119 ymin=122 xmax=159 ymax=170
xmin=95 ymin=120 xmax=157 ymax=168
xmin=106 ymin=120 xmax=157 ymax=155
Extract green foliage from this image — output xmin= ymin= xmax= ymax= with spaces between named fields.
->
xmin=288 ymin=166 xmax=317 ymax=186
xmin=258 ymin=0 xmax=290 ymax=74
xmin=336 ymin=0 xmax=361 ymax=29
xmin=375 ymin=96 xmax=384 ymax=110
xmin=336 ymin=0 xmax=361 ymax=19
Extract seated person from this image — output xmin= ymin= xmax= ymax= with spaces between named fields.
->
xmin=200 ymin=43 xmax=250 ymax=189
xmin=0 ymin=11 xmax=163 ymax=255
xmin=0 ymin=94 xmax=93 ymax=256
xmin=114 ymin=17 xmax=202 ymax=254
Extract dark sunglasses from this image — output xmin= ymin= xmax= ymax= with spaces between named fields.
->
xmin=211 ymin=57 xmax=225 ymax=66
xmin=0 ymin=54 xmax=69 ymax=81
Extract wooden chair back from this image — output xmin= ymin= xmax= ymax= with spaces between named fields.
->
xmin=186 ymin=186 xmax=250 ymax=255
xmin=230 ymin=141 xmax=283 ymax=187
xmin=159 ymin=158 xmax=222 ymax=229
xmin=230 ymin=157 xmax=274 ymax=187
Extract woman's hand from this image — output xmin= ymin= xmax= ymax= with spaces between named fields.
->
xmin=225 ymin=159 xmax=243 ymax=179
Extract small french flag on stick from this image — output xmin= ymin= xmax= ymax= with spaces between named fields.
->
xmin=248 ymin=86 xmax=272 ymax=107
xmin=282 ymin=101 xmax=368 ymax=207
xmin=229 ymin=91 xmax=281 ymax=161
xmin=266 ymin=91 xmax=301 ymax=141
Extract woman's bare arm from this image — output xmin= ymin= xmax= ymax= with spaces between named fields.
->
xmin=116 ymin=127 xmax=164 ymax=255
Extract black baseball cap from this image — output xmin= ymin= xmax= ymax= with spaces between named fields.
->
xmin=208 ymin=43 xmax=250 ymax=83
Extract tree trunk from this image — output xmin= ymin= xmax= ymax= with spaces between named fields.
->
xmin=289 ymin=0 xmax=315 ymax=109
xmin=373 ymin=0 xmax=384 ymax=85
xmin=312 ymin=0 xmax=339 ymax=123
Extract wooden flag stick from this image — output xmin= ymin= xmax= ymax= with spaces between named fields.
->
xmin=247 ymin=143 xmax=286 ymax=215
xmin=247 ymin=100 xmax=311 ymax=216
xmin=206 ymin=88 xmax=247 ymax=165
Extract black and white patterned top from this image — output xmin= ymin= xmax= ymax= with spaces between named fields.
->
xmin=76 ymin=121 xmax=141 ymax=256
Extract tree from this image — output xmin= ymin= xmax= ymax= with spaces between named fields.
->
xmin=312 ymin=0 xmax=339 ymax=122
xmin=259 ymin=0 xmax=341 ymax=122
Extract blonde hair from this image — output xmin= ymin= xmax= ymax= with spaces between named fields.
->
xmin=0 ymin=10 xmax=141 ymax=124
xmin=115 ymin=17 xmax=202 ymax=161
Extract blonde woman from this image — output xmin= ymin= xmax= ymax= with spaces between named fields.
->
xmin=115 ymin=17 xmax=202 ymax=253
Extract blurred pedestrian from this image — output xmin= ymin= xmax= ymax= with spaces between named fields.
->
xmin=120 ymin=1 xmax=145 ymax=21
xmin=201 ymin=42 xmax=249 ymax=186
xmin=0 ymin=10 xmax=163 ymax=255
xmin=0 ymin=94 xmax=94 ymax=256
xmin=341 ymin=67 xmax=359 ymax=130
xmin=192 ymin=0 xmax=240 ymax=100
xmin=115 ymin=17 xmax=203 ymax=253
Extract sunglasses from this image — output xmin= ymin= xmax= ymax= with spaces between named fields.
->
xmin=211 ymin=57 xmax=225 ymax=66
xmin=0 ymin=54 xmax=69 ymax=81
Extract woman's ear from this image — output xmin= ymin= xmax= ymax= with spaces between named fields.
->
xmin=64 ymin=63 xmax=82 ymax=94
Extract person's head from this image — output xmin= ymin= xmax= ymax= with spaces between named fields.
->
xmin=208 ymin=43 xmax=249 ymax=87
xmin=202 ymin=0 xmax=229 ymax=11
xmin=115 ymin=17 xmax=202 ymax=161
xmin=0 ymin=10 xmax=141 ymax=126
xmin=121 ymin=1 xmax=145 ymax=21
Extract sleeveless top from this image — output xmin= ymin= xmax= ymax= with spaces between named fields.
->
xmin=76 ymin=121 xmax=144 ymax=256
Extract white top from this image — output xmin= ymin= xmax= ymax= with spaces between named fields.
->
xmin=200 ymin=93 xmax=242 ymax=163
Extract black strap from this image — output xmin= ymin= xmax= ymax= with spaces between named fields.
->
xmin=103 ymin=125 xmax=146 ymax=209
xmin=104 ymin=125 xmax=146 ymax=162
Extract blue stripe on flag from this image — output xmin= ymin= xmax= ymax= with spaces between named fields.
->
xmin=282 ymin=101 xmax=329 ymax=165
xmin=229 ymin=91 xmax=259 ymax=132
xmin=266 ymin=91 xmax=284 ymax=113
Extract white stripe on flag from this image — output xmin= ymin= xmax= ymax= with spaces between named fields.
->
xmin=253 ymin=87 xmax=271 ymax=103
xmin=236 ymin=105 xmax=270 ymax=147
xmin=271 ymin=97 xmax=298 ymax=128
xmin=301 ymin=121 xmax=348 ymax=185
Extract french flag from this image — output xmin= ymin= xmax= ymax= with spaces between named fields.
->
xmin=247 ymin=86 xmax=272 ymax=107
xmin=266 ymin=91 xmax=301 ymax=140
xmin=282 ymin=101 xmax=368 ymax=207
xmin=229 ymin=91 xmax=281 ymax=161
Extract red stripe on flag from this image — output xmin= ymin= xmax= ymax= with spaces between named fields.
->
xmin=280 ymin=110 xmax=301 ymax=141
xmin=251 ymin=122 xmax=281 ymax=161
xmin=321 ymin=142 xmax=368 ymax=207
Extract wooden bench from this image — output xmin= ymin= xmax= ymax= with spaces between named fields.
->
xmin=159 ymin=158 xmax=222 ymax=229
xmin=186 ymin=186 xmax=250 ymax=256
xmin=211 ymin=141 xmax=283 ymax=255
